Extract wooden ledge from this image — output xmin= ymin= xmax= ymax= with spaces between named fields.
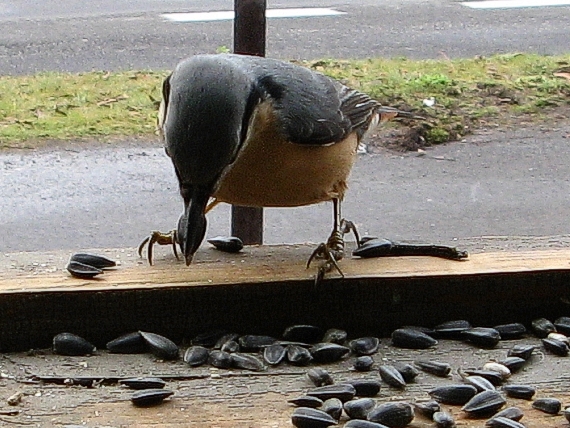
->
xmin=1 ymin=244 xmax=570 ymax=352
xmin=1 ymin=245 xmax=570 ymax=294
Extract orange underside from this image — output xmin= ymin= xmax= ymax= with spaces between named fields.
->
xmin=212 ymin=101 xmax=359 ymax=208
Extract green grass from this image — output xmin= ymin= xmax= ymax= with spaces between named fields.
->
xmin=1 ymin=53 xmax=569 ymax=148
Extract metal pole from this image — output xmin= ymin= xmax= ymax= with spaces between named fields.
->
xmin=231 ymin=0 xmax=266 ymax=245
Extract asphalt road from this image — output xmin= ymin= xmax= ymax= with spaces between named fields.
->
xmin=2 ymin=125 xmax=570 ymax=254
xmin=1 ymin=0 xmax=569 ymax=74
xmin=1 ymin=1 xmax=570 ymax=255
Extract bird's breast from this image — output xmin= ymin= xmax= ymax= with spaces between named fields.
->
xmin=213 ymin=100 xmax=359 ymax=207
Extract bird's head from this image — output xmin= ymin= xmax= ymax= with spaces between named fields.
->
xmin=160 ymin=55 xmax=261 ymax=265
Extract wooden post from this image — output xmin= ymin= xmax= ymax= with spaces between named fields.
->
xmin=231 ymin=0 xmax=266 ymax=245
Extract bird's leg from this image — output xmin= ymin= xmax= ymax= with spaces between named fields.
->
xmin=138 ymin=198 xmax=221 ymax=266
xmin=138 ymin=230 xmax=180 ymax=266
xmin=307 ymin=199 xmax=360 ymax=284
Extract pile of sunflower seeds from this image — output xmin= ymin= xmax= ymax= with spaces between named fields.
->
xmin=48 ymin=315 xmax=570 ymax=427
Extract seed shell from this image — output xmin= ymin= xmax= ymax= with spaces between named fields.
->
xmin=220 ymin=339 xmax=240 ymax=353
xmin=307 ymin=384 xmax=356 ymax=403
xmin=485 ymin=416 xmax=526 ymax=428
xmin=531 ymin=318 xmax=556 ymax=338
xmin=400 ymin=325 xmax=436 ymax=336
xmin=263 ymin=343 xmax=287 ymax=366
xmin=183 ymin=346 xmax=210 ymax=366
xmin=413 ymin=400 xmax=441 ymax=419
xmin=393 ymin=362 xmax=419 ymax=383
xmin=344 ymin=398 xmax=376 ymax=420
xmin=343 ymin=379 xmax=381 ymax=397
xmin=354 ymin=356 xmax=375 ymax=372
xmin=291 ymin=407 xmax=338 ymax=428
xmin=208 ymin=350 xmax=232 ymax=368
xmin=462 ymin=327 xmax=501 ymax=348
xmin=429 ymin=384 xmax=478 ymax=405
xmin=564 ymin=406 xmax=570 ymax=423
xmin=310 ymin=343 xmax=350 ymax=363
xmin=53 ymin=332 xmax=96 ymax=356
xmin=541 ymin=338 xmax=569 ymax=356
xmin=498 ymin=357 xmax=526 ymax=373
xmin=345 ymin=421 xmax=390 ymax=428
xmin=214 ymin=333 xmax=240 ymax=349
xmin=106 ymin=332 xmax=147 ymax=354
xmin=230 ymin=352 xmax=265 ymax=371
xmin=461 ymin=375 xmax=496 ymax=392
xmin=554 ymin=317 xmax=570 ymax=335
xmin=239 ymin=334 xmax=277 ymax=351
xmin=491 ymin=406 xmax=524 ymax=421
xmin=481 ymin=362 xmax=511 ymax=380
xmin=532 ymin=397 xmax=561 ymax=414
xmin=288 ymin=395 xmax=324 ymax=408
xmin=349 ymin=337 xmax=380 ymax=356
xmin=493 ymin=323 xmax=526 ymax=339
xmin=462 ymin=370 xmax=505 ymax=386
xmin=307 ymin=368 xmax=334 ymax=387
xmin=131 ymin=389 xmax=174 ymax=407
xmin=207 ymin=235 xmax=243 ymax=253
xmin=547 ymin=332 xmax=569 ymax=345
xmin=461 ymin=390 xmax=506 ymax=418
xmin=414 ymin=360 xmax=452 ymax=377
xmin=322 ymin=328 xmax=348 ymax=345
xmin=507 ymin=344 xmax=536 ymax=361
xmin=322 ymin=398 xmax=343 ymax=421
xmin=434 ymin=320 xmax=472 ymax=339
xmin=367 ymin=402 xmax=414 ymax=427
xmin=70 ymin=252 xmax=116 ymax=268
xmin=433 ymin=411 xmax=456 ymax=428
xmin=66 ymin=261 xmax=103 ymax=279
xmin=191 ymin=330 xmax=227 ymax=347
xmin=139 ymin=331 xmax=179 ymax=360
xmin=502 ymin=385 xmax=536 ymax=400
xmin=379 ymin=365 xmax=406 ymax=388
xmin=391 ymin=328 xmax=438 ymax=349
xmin=287 ymin=344 xmax=313 ymax=366
xmin=119 ymin=377 xmax=166 ymax=390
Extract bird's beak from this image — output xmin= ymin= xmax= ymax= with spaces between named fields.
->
xmin=179 ymin=185 xmax=211 ymax=265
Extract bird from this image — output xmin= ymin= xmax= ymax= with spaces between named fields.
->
xmin=139 ymin=53 xmax=419 ymax=279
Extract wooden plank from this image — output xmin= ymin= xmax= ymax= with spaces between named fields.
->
xmin=1 ymin=338 xmax=569 ymax=427
xmin=1 ymin=246 xmax=570 ymax=294
xmin=1 ymin=245 xmax=570 ymax=352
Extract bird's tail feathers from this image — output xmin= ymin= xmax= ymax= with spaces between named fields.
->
xmin=376 ymin=105 xmax=425 ymax=122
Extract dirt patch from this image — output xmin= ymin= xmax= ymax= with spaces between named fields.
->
xmin=366 ymin=105 xmax=570 ymax=153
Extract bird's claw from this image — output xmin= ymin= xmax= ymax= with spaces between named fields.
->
xmin=137 ymin=230 xmax=179 ymax=265
xmin=307 ymin=243 xmax=345 ymax=287
xmin=307 ymin=217 xmax=360 ymax=286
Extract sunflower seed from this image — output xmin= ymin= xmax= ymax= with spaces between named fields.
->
xmin=461 ymin=390 xmax=506 ymax=418
xmin=53 ymin=333 xmax=96 ymax=356
xmin=532 ymin=398 xmax=561 ymax=414
xmin=139 ymin=331 xmax=178 ymax=360
xmin=131 ymin=389 xmax=174 ymax=407
xmin=429 ymin=384 xmax=478 ymax=405
xmin=183 ymin=346 xmax=210 ymax=367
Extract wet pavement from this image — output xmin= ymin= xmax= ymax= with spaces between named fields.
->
xmin=1 ymin=124 xmax=570 ymax=254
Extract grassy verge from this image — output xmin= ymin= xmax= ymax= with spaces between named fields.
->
xmin=1 ymin=53 xmax=569 ymax=149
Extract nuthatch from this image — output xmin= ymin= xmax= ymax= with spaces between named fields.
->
xmin=140 ymin=54 xmax=418 ymax=274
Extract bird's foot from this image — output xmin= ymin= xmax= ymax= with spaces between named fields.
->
xmin=137 ymin=230 xmax=180 ymax=265
xmin=307 ymin=242 xmax=345 ymax=286
xmin=307 ymin=219 xmax=360 ymax=286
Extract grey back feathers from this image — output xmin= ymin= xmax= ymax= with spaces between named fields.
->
xmin=160 ymin=54 xmax=382 ymax=185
